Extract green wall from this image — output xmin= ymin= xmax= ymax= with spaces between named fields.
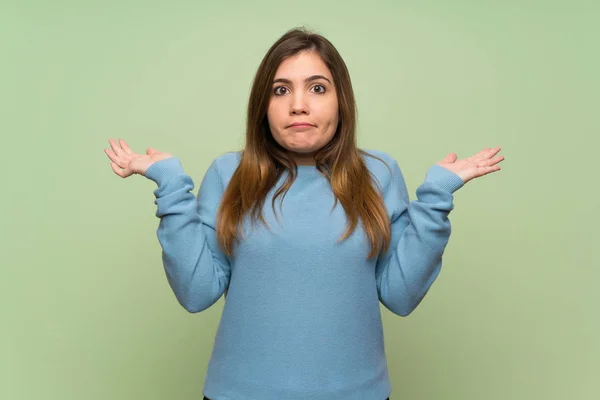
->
xmin=2 ymin=1 xmax=598 ymax=399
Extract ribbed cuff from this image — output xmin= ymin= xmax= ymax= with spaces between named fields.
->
xmin=144 ymin=157 xmax=185 ymax=186
xmin=424 ymin=164 xmax=464 ymax=193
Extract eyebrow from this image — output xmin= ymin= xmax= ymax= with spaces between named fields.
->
xmin=272 ymin=75 xmax=332 ymax=85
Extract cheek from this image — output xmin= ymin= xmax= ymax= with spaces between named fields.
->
xmin=266 ymin=108 xmax=279 ymax=131
xmin=267 ymin=103 xmax=284 ymax=123
xmin=323 ymin=107 xmax=339 ymax=131
xmin=323 ymin=98 xmax=339 ymax=123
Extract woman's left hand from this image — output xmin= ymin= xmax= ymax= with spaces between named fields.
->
xmin=437 ymin=146 xmax=504 ymax=184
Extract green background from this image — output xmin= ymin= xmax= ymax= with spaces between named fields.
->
xmin=2 ymin=1 xmax=598 ymax=399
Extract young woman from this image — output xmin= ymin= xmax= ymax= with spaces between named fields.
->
xmin=104 ymin=27 xmax=503 ymax=400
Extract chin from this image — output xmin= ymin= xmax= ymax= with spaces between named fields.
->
xmin=288 ymin=146 xmax=318 ymax=154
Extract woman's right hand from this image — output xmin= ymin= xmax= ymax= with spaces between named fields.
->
xmin=104 ymin=138 xmax=173 ymax=178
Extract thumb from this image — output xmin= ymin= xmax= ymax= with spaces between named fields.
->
xmin=441 ymin=152 xmax=457 ymax=163
xmin=146 ymin=148 xmax=156 ymax=155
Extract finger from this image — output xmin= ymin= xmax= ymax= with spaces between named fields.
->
xmin=478 ymin=155 xmax=505 ymax=167
xmin=491 ymin=155 xmax=505 ymax=165
xmin=477 ymin=165 xmax=501 ymax=177
xmin=487 ymin=147 xmax=501 ymax=158
xmin=104 ymin=148 xmax=119 ymax=163
xmin=104 ymin=148 xmax=127 ymax=168
xmin=119 ymin=139 xmax=135 ymax=156
xmin=442 ymin=152 xmax=457 ymax=163
xmin=473 ymin=146 xmax=501 ymax=161
xmin=110 ymin=162 xmax=132 ymax=178
xmin=110 ymin=161 xmax=124 ymax=177
xmin=109 ymin=138 xmax=125 ymax=157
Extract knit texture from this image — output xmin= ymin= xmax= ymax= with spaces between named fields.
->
xmin=144 ymin=149 xmax=464 ymax=400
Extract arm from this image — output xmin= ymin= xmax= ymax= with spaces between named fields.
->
xmin=375 ymin=161 xmax=464 ymax=317
xmin=144 ymin=156 xmax=231 ymax=313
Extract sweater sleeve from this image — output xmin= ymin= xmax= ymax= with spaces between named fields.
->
xmin=375 ymin=161 xmax=464 ymax=317
xmin=144 ymin=156 xmax=231 ymax=313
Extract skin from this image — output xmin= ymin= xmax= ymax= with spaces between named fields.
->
xmin=104 ymin=53 xmax=504 ymax=180
xmin=436 ymin=147 xmax=504 ymax=183
xmin=267 ymin=50 xmax=339 ymax=166
xmin=104 ymin=138 xmax=172 ymax=178
xmin=104 ymin=141 xmax=504 ymax=183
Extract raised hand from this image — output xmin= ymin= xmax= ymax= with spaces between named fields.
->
xmin=104 ymin=138 xmax=173 ymax=178
xmin=437 ymin=146 xmax=504 ymax=184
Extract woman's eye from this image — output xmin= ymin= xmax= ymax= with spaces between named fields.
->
xmin=273 ymin=85 xmax=326 ymax=96
xmin=274 ymin=86 xmax=288 ymax=95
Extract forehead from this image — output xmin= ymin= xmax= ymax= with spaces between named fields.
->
xmin=274 ymin=51 xmax=332 ymax=79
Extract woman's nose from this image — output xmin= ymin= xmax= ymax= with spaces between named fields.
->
xmin=290 ymin=93 xmax=309 ymax=114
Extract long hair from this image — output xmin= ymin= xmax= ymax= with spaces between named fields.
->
xmin=216 ymin=27 xmax=392 ymax=260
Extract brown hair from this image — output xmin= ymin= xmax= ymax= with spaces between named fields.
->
xmin=216 ymin=27 xmax=392 ymax=259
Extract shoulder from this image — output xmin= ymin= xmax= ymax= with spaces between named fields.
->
xmin=360 ymin=148 xmax=397 ymax=169
xmin=207 ymin=150 xmax=242 ymax=188
xmin=212 ymin=150 xmax=242 ymax=171
xmin=360 ymin=148 xmax=402 ymax=190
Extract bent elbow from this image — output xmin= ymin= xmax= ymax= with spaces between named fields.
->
xmin=177 ymin=291 xmax=221 ymax=313
xmin=182 ymin=302 xmax=209 ymax=314
xmin=382 ymin=295 xmax=424 ymax=317
xmin=394 ymin=303 xmax=417 ymax=317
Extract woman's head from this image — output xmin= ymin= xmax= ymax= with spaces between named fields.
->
xmin=247 ymin=27 xmax=357 ymax=168
xmin=267 ymin=50 xmax=339 ymax=165
xmin=217 ymin=27 xmax=391 ymax=260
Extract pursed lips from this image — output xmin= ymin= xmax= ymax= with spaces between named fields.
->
xmin=288 ymin=123 xmax=314 ymax=128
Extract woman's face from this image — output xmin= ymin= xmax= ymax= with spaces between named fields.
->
xmin=267 ymin=50 xmax=339 ymax=165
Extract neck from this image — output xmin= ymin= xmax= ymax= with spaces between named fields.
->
xmin=290 ymin=151 xmax=316 ymax=166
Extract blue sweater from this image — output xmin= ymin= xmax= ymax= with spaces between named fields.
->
xmin=144 ymin=149 xmax=464 ymax=400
